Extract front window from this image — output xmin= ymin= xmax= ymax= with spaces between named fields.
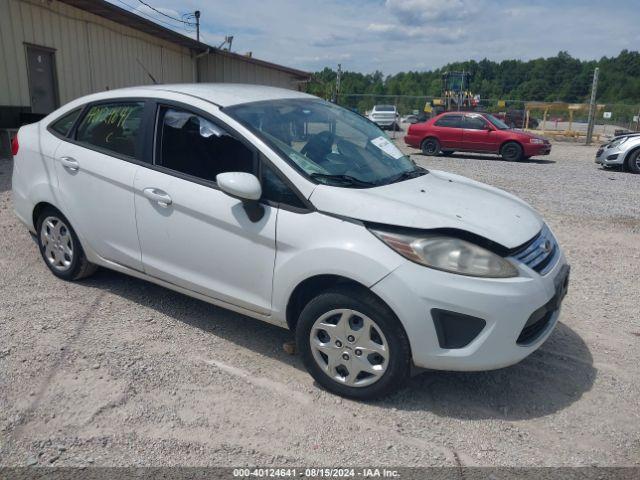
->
xmin=225 ymin=99 xmax=424 ymax=188
xmin=485 ymin=114 xmax=510 ymax=130
xmin=155 ymin=107 xmax=254 ymax=183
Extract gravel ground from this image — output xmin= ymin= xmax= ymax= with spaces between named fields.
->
xmin=0 ymin=142 xmax=639 ymax=467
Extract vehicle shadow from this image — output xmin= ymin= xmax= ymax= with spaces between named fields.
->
xmin=0 ymin=158 xmax=12 ymax=194
xmin=83 ymin=268 xmax=594 ymax=421
xmin=421 ymin=153 xmax=556 ymax=164
xmin=380 ymin=322 xmax=595 ymax=420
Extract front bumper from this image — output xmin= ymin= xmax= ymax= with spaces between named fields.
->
xmin=595 ymin=145 xmax=624 ymax=166
xmin=372 ymin=251 xmax=568 ymax=371
xmin=523 ymin=142 xmax=551 ymax=156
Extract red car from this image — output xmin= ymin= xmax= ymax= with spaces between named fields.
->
xmin=404 ymin=112 xmax=551 ymax=161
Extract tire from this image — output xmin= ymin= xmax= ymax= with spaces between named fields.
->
xmin=627 ymin=149 xmax=640 ymax=174
xmin=36 ymin=208 xmax=98 ymax=281
xmin=296 ymin=285 xmax=411 ymax=400
xmin=421 ymin=137 xmax=440 ymax=156
xmin=501 ymin=141 xmax=523 ymax=161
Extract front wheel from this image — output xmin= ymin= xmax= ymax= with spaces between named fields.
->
xmin=296 ymin=286 xmax=411 ymax=399
xmin=627 ymin=149 xmax=640 ymax=174
xmin=421 ymin=138 xmax=440 ymax=156
xmin=501 ymin=141 xmax=523 ymax=161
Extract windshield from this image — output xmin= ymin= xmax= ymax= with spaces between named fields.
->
xmin=374 ymin=105 xmax=396 ymax=112
xmin=225 ymin=99 xmax=424 ymax=188
xmin=485 ymin=114 xmax=510 ymax=130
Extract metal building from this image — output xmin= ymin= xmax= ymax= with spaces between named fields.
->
xmin=0 ymin=0 xmax=310 ymax=153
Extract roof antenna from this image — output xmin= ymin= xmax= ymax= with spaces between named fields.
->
xmin=136 ymin=58 xmax=158 ymax=85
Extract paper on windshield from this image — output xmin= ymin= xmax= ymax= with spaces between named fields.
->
xmin=371 ymin=136 xmax=404 ymax=159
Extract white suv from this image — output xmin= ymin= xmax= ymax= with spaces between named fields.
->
xmin=12 ymin=84 xmax=569 ymax=399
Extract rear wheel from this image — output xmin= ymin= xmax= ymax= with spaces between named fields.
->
xmin=296 ymin=286 xmax=411 ymax=399
xmin=501 ymin=141 xmax=523 ymax=161
xmin=421 ymin=138 xmax=440 ymax=156
xmin=36 ymin=208 xmax=97 ymax=281
xmin=627 ymin=149 xmax=640 ymax=174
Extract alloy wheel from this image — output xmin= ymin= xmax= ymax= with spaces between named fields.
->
xmin=309 ymin=309 xmax=389 ymax=388
xmin=40 ymin=216 xmax=74 ymax=272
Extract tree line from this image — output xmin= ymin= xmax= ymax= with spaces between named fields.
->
xmin=307 ymin=50 xmax=640 ymax=113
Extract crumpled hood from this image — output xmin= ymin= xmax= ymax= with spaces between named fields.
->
xmin=309 ymin=170 xmax=543 ymax=249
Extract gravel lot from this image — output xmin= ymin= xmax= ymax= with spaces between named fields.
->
xmin=0 ymin=141 xmax=639 ymax=467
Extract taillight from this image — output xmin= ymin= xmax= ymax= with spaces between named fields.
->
xmin=11 ymin=134 xmax=19 ymax=156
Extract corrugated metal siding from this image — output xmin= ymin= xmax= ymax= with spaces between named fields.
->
xmin=197 ymin=52 xmax=300 ymax=90
xmin=0 ymin=0 xmax=305 ymax=113
xmin=0 ymin=0 xmax=195 ymax=107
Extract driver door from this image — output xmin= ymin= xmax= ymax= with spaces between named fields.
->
xmin=462 ymin=114 xmax=498 ymax=152
xmin=134 ymin=104 xmax=277 ymax=314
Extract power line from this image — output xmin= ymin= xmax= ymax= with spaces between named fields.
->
xmin=136 ymin=0 xmax=196 ymax=26
xmin=113 ymin=0 xmax=189 ymax=30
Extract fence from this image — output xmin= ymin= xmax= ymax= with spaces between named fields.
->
xmin=335 ymin=93 xmax=640 ymax=142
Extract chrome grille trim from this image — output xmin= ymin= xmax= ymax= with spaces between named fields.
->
xmin=511 ymin=225 xmax=559 ymax=275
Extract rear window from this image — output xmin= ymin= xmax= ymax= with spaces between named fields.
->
xmin=374 ymin=105 xmax=396 ymax=112
xmin=49 ymin=109 xmax=82 ymax=137
xmin=75 ymin=102 xmax=145 ymax=159
xmin=434 ymin=115 xmax=463 ymax=128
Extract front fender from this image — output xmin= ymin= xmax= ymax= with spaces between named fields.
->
xmin=270 ymin=210 xmax=404 ymax=324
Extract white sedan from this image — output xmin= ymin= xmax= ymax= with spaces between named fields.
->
xmin=12 ymin=84 xmax=569 ymax=399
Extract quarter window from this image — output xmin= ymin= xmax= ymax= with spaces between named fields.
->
xmin=261 ymin=161 xmax=305 ymax=208
xmin=75 ymin=102 xmax=145 ymax=158
xmin=156 ymin=107 xmax=254 ymax=183
xmin=50 ymin=108 xmax=82 ymax=137
xmin=434 ymin=115 xmax=463 ymax=128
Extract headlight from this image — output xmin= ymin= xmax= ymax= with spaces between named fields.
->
xmin=609 ymin=137 xmax=629 ymax=148
xmin=529 ymin=138 xmax=544 ymax=144
xmin=370 ymin=229 xmax=518 ymax=278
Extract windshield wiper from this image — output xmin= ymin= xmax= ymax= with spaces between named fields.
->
xmin=310 ymin=173 xmax=377 ymax=188
xmin=384 ymin=167 xmax=429 ymax=185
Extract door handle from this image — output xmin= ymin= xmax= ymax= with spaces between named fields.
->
xmin=59 ymin=156 xmax=79 ymax=171
xmin=142 ymin=188 xmax=172 ymax=207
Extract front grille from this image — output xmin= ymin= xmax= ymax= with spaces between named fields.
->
xmin=512 ymin=225 xmax=558 ymax=275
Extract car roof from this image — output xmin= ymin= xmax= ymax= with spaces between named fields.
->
xmin=439 ymin=111 xmax=481 ymax=116
xmin=75 ymin=83 xmax=315 ymax=108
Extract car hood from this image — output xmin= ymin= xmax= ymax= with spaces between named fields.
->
xmin=511 ymin=130 xmax=547 ymax=142
xmin=309 ymin=170 xmax=543 ymax=249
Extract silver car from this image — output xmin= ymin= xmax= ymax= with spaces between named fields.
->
xmin=595 ymin=134 xmax=640 ymax=173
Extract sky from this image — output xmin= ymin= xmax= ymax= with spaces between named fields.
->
xmin=108 ymin=0 xmax=640 ymax=74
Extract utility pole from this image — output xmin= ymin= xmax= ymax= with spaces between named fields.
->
xmin=195 ymin=10 xmax=201 ymax=43
xmin=332 ymin=63 xmax=342 ymax=103
xmin=586 ymin=67 xmax=599 ymax=145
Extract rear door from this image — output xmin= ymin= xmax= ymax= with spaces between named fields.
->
xmin=54 ymin=100 xmax=151 ymax=270
xmin=462 ymin=114 xmax=499 ymax=152
xmin=432 ymin=114 xmax=463 ymax=149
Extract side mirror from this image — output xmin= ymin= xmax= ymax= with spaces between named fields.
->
xmin=216 ymin=172 xmax=262 ymax=201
